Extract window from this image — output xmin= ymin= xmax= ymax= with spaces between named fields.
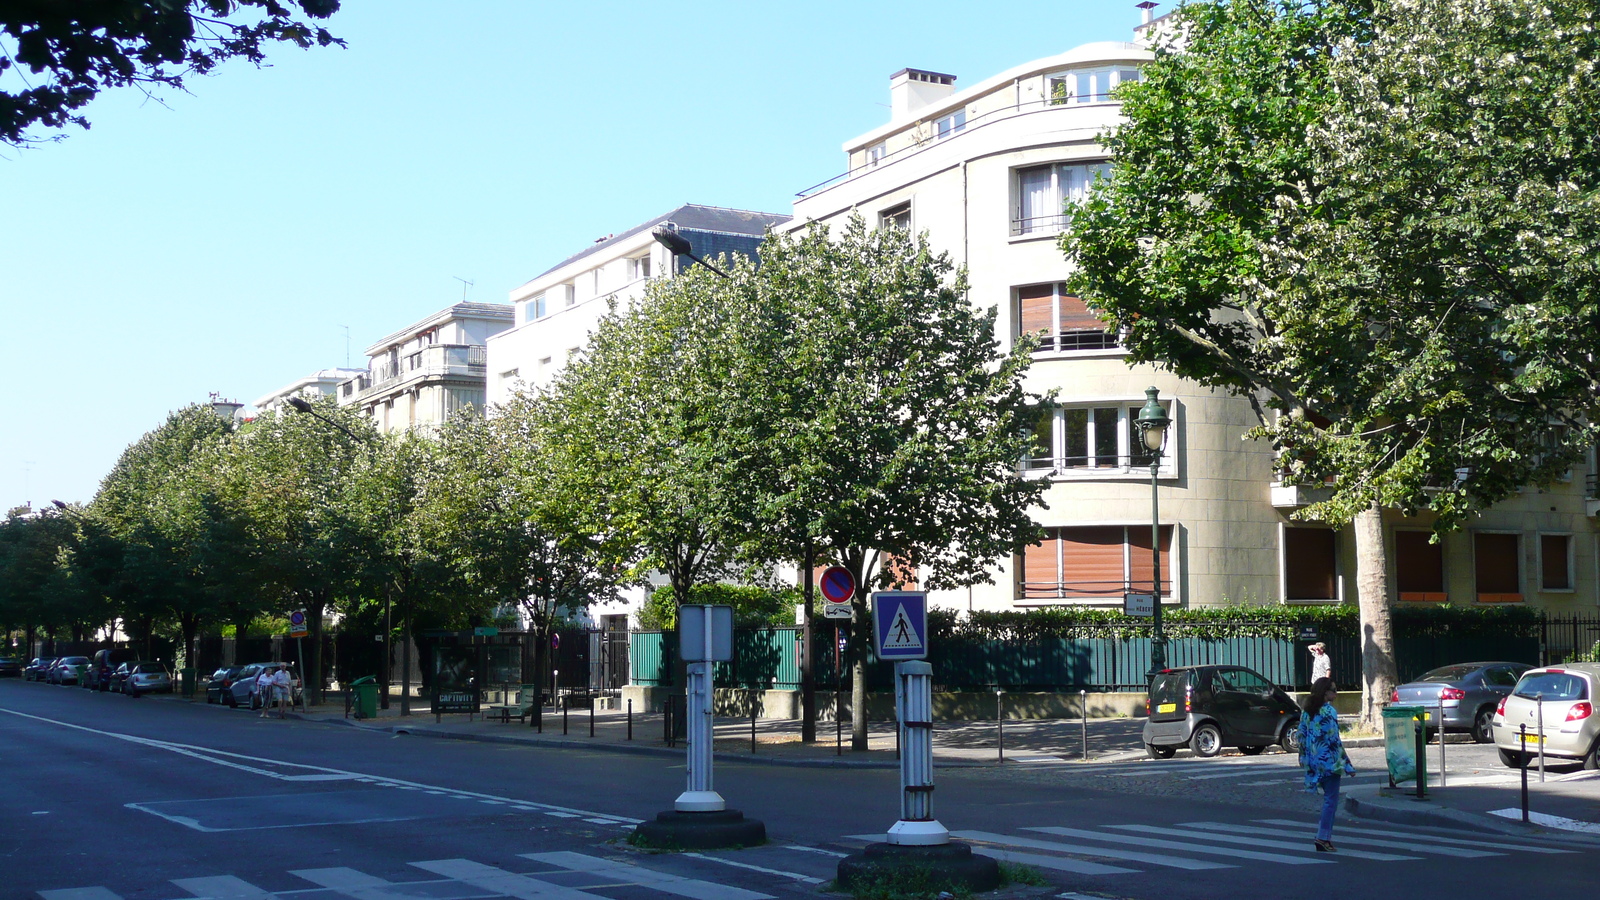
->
xmin=1474 ymin=532 xmax=1522 ymax=603
xmin=880 ymin=202 xmax=911 ymax=232
xmin=629 ymin=255 xmax=652 ymax=281
xmin=1395 ymin=530 xmax=1446 ymax=602
xmin=1540 ymin=533 xmax=1573 ymax=591
xmin=1284 ymin=528 xmax=1338 ymax=602
xmin=560 ymin=283 xmax=576 ymax=308
xmin=1022 ymin=399 xmax=1172 ymax=476
xmin=1021 ymin=525 xmax=1172 ymax=602
xmin=1047 ymin=67 xmax=1140 ymax=105
xmin=1014 ymin=282 xmax=1117 ymax=352
xmin=530 ymin=293 xmax=548 ymax=320
xmin=1013 ymin=162 xmax=1110 ymax=235
xmin=867 ymin=142 xmax=887 ymax=167
xmin=934 ymin=110 xmax=966 ymax=139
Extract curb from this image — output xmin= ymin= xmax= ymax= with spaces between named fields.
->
xmin=1345 ymin=795 xmax=1600 ymax=845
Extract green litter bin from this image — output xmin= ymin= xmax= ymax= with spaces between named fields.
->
xmin=349 ymin=675 xmax=378 ymax=720
xmin=1382 ymin=704 xmax=1428 ymax=791
xmin=180 ymin=667 xmax=197 ymax=698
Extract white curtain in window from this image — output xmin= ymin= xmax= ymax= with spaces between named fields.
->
xmin=1018 ymin=167 xmax=1055 ymax=234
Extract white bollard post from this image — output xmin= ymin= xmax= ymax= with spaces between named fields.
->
xmin=676 ymin=610 xmax=724 ymax=812
xmin=886 ymin=660 xmax=948 ymax=846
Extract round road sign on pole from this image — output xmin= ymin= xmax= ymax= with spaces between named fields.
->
xmin=820 ymin=566 xmax=855 ymax=604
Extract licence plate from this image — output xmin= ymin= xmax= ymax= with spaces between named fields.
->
xmin=1519 ymin=733 xmax=1543 ymax=744
xmin=1156 ymin=703 xmax=1177 ymax=714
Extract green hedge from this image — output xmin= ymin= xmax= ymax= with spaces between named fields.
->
xmin=937 ymin=604 xmax=1543 ymax=642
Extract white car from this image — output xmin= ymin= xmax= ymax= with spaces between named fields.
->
xmin=1492 ymin=662 xmax=1600 ymax=769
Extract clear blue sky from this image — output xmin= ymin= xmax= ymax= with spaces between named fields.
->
xmin=2 ymin=1 xmax=1141 ymax=511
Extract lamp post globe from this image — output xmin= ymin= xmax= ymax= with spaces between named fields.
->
xmin=1135 ymin=387 xmax=1169 ymax=673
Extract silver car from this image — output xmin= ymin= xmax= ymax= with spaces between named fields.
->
xmin=1492 ymin=663 xmax=1600 ymax=769
xmin=123 ymin=662 xmax=171 ymax=696
xmin=1390 ymin=661 xmax=1529 ymax=743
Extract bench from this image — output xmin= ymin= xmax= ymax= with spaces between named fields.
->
xmin=486 ymin=684 xmax=540 ymax=723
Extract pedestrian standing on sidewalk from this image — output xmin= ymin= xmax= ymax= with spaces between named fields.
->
xmin=1298 ymin=676 xmax=1354 ymax=852
xmin=256 ymin=666 xmax=274 ymax=719
xmin=272 ymin=662 xmax=292 ymax=718
xmin=1309 ymin=642 xmax=1331 ymax=683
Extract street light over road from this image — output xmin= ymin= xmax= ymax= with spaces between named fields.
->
xmin=286 ymin=396 xmax=362 ymax=441
xmin=1135 ymin=387 xmax=1170 ymax=674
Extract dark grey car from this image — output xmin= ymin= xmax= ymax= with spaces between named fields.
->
xmin=1391 ymin=661 xmax=1530 ymax=743
xmin=1142 ymin=665 xmax=1302 ymax=758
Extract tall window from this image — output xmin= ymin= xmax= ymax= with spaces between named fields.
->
xmin=530 ymin=293 xmax=548 ymax=321
xmin=1474 ymin=532 xmax=1522 ymax=603
xmin=1047 ymin=67 xmax=1141 ymax=104
xmin=1013 ymin=162 xmax=1110 ymax=235
xmin=935 ymin=110 xmax=966 ymax=139
xmin=629 ymin=255 xmax=651 ymax=281
xmin=1395 ymin=530 xmax=1446 ymax=602
xmin=1015 ymin=282 xmax=1117 ymax=352
xmin=1540 ymin=533 xmax=1573 ymax=591
xmin=1022 ymin=400 xmax=1172 ymax=476
xmin=1284 ymin=527 xmax=1338 ymax=602
xmin=866 ymin=143 xmax=887 ymax=167
xmin=1021 ymin=525 xmax=1172 ymax=602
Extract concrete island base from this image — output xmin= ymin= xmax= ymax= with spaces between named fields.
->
xmin=631 ymin=809 xmax=767 ymax=850
xmin=836 ymin=841 xmax=1001 ymax=894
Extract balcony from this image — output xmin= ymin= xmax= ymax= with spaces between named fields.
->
xmin=1270 ymin=481 xmax=1334 ymax=509
xmin=346 ymin=344 xmax=487 ymax=404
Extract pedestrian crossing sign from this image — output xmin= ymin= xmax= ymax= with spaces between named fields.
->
xmin=872 ymin=591 xmax=928 ymax=660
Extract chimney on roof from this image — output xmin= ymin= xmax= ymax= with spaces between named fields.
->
xmin=890 ymin=68 xmax=956 ymax=119
xmin=1137 ymin=1 xmax=1159 ymax=24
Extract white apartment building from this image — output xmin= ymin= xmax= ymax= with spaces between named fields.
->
xmin=787 ymin=23 xmax=1600 ymax=614
xmin=252 ymin=368 xmax=367 ymax=416
xmin=337 ymin=303 xmax=513 ymax=434
xmin=486 ymin=204 xmax=789 ymax=407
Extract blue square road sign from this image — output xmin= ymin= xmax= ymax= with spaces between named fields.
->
xmin=872 ymin=591 xmax=928 ymax=661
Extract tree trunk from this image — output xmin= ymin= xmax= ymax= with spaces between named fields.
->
xmin=1353 ymin=502 xmax=1398 ymax=730
xmin=306 ymin=594 xmax=327 ymax=706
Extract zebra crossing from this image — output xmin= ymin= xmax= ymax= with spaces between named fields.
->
xmin=849 ymin=816 xmax=1573 ymax=876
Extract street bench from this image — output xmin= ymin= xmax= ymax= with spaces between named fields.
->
xmin=486 ymin=684 xmax=540 ymax=723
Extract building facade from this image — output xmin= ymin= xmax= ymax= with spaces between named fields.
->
xmin=337 ymin=303 xmax=513 ymax=434
xmin=486 ymin=204 xmax=789 ymax=407
xmin=252 ymin=368 xmax=367 ymax=417
xmin=787 ymin=31 xmax=1600 ymax=615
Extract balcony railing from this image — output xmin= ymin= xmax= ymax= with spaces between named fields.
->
xmin=1034 ymin=329 xmax=1120 ymax=353
xmin=352 ymin=345 xmax=488 ymax=399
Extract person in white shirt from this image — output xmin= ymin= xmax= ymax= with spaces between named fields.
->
xmin=271 ymin=662 xmax=293 ymax=718
xmin=257 ymin=666 xmax=275 ymax=718
xmin=1309 ymin=642 xmax=1332 ymax=683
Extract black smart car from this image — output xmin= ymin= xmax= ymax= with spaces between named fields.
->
xmin=1142 ymin=665 xmax=1302 ymax=759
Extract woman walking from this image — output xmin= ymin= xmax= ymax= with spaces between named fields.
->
xmin=1298 ymin=677 xmax=1354 ymax=852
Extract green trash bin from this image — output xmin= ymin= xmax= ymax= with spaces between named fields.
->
xmin=349 ymin=675 xmax=378 ymax=720
xmin=180 ymin=667 xmax=197 ymax=699
xmin=1382 ymin=704 xmax=1428 ymax=790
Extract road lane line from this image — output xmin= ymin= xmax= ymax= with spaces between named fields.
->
xmin=291 ymin=867 xmax=417 ymax=899
xmin=1256 ymin=819 xmax=1577 ymax=852
xmin=968 ymin=846 xmax=1139 ymax=876
xmin=530 ymin=850 xmax=784 ymax=895
xmin=410 ymin=859 xmax=598 ymax=899
xmin=170 ymin=875 xmax=277 ymax=898
xmin=38 ymin=890 xmax=122 ymax=900
xmin=955 ymin=829 xmax=1234 ymax=870
xmin=1167 ymin=823 xmax=1430 ymax=860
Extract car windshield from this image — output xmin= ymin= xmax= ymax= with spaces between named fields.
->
xmin=62 ymin=657 xmax=88 ymax=665
xmin=1417 ymin=665 xmax=1475 ymax=683
xmin=1148 ymin=671 xmax=1189 ymax=704
xmin=133 ymin=665 xmax=164 ymax=674
xmin=1514 ymin=672 xmax=1589 ymax=702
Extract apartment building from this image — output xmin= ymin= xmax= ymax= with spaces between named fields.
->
xmin=252 ymin=368 xmax=367 ymax=416
xmin=787 ymin=25 xmax=1600 ymax=614
xmin=337 ymin=303 xmax=513 ymax=434
xmin=486 ymin=204 xmax=789 ymax=407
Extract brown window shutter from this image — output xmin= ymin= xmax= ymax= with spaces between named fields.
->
xmin=1022 ymin=533 xmax=1062 ymax=598
xmin=1474 ymin=532 xmax=1520 ymax=596
xmin=1541 ymin=534 xmax=1571 ymax=590
xmin=1128 ymin=525 xmax=1174 ymax=595
xmin=1285 ymin=528 xmax=1337 ymax=601
xmin=1060 ymin=526 xmax=1125 ymax=598
xmin=1058 ymin=293 xmax=1108 ymax=332
xmin=1016 ymin=284 xmax=1055 ymax=337
xmin=1395 ymin=531 xmax=1445 ymax=598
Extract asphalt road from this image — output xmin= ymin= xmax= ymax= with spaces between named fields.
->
xmin=4 ymin=679 xmax=1596 ymax=900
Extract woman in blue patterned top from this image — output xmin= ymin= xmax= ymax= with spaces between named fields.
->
xmin=1298 ymin=676 xmax=1354 ymax=852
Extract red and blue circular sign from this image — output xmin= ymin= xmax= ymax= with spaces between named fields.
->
xmin=820 ymin=566 xmax=855 ymax=604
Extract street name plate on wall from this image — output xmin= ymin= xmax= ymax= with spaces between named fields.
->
xmin=1124 ymin=593 xmax=1154 ymax=617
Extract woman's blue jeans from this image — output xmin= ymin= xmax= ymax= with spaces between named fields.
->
xmin=1317 ymin=775 xmax=1342 ymax=840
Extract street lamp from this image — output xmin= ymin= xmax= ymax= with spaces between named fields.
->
xmin=652 ymin=226 xmax=730 ymax=279
xmin=1135 ymin=387 xmax=1171 ymax=673
xmin=285 ymin=396 xmax=362 ymax=441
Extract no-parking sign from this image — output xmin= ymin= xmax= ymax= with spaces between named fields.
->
xmin=820 ymin=566 xmax=854 ymax=620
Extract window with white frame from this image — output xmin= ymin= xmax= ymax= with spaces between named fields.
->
xmin=1020 ymin=524 xmax=1172 ymax=602
xmin=935 ymin=110 xmax=966 ymax=139
xmin=1047 ymin=67 xmax=1140 ymax=105
xmin=560 ymin=282 xmax=576 ymax=308
xmin=880 ymin=202 xmax=911 ymax=232
xmin=1014 ymin=282 xmax=1118 ymax=352
xmin=1022 ymin=400 xmax=1172 ymax=475
xmin=1284 ymin=527 xmax=1339 ymax=603
xmin=529 ymin=293 xmax=547 ymax=321
xmin=1012 ymin=162 xmax=1111 ymax=235
xmin=867 ymin=142 xmax=887 ymax=167
xmin=1540 ymin=533 xmax=1573 ymax=591
xmin=628 ymin=254 xmax=652 ymax=282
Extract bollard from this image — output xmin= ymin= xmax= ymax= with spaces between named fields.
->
xmin=835 ymin=690 xmax=842 ymax=757
xmin=590 ymin=696 xmax=595 ymax=737
xmin=996 ymin=689 xmax=1005 ymax=764
xmin=535 ymin=696 xmax=542 ymax=733
xmin=750 ymin=691 xmax=757 ymax=754
xmin=1536 ymin=692 xmax=1546 ymax=782
xmin=1437 ymin=693 xmax=1447 ymax=788
xmin=887 ymin=661 xmax=947 ymax=845
xmin=1080 ymin=689 xmax=1089 ymax=762
xmin=1519 ymin=725 xmax=1530 ymax=823
xmin=563 ymin=696 xmax=568 ymax=735
xmin=1413 ymin=713 xmax=1428 ymax=800
xmin=627 ymin=698 xmax=633 ymax=741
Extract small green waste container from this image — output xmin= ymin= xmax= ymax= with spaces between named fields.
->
xmin=180 ymin=667 xmax=197 ymax=698
xmin=349 ymin=676 xmax=378 ymax=720
xmin=1382 ymin=704 xmax=1428 ymax=791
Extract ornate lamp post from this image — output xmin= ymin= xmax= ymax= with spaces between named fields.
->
xmin=1135 ymin=387 xmax=1170 ymax=673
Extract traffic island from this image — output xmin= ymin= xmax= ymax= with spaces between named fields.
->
xmin=835 ymin=841 xmax=1000 ymax=894
xmin=630 ymin=809 xmax=766 ymax=850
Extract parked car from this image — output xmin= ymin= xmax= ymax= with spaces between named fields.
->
xmin=89 ymin=648 xmax=138 ymax=691
xmin=205 ymin=666 xmax=245 ymax=704
xmin=0 ymin=656 xmax=22 ymax=677
xmin=46 ymin=656 xmax=90 ymax=685
xmin=1493 ymin=663 xmax=1600 ymax=769
xmin=1143 ymin=664 xmax=1303 ymax=758
xmin=1390 ymin=661 xmax=1530 ymax=743
xmin=121 ymin=662 xmax=172 ymax=696
xmin=225 ymin=663 xmax=301 ymax=709
xmin=24 ymin=658 xmax=57 ymax=682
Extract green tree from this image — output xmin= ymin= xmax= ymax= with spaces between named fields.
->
xmin=1 ymin=0 xmax=343 ymax=145
xmin=1062 ymin=0 xmax=1600 ymax=724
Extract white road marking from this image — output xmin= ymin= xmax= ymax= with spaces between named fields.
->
xmin=678 ymin=852 xmax=817 ymax=888
xmin=38 ymin=890 xmax=122 ymax=900
xmin=171 ymin=874 xmax=277 ymax=898
xmin=1108 ymin=823 xmax=1410 ymax=861
xmin=1174 ymin=823 xmax=1445 ymax=859
xmin=411 ymin=858 xmax=597 ymax=899
xmin=956 ymin=829 xmax=1235 ymax=870
xmin=291 ymin=867 xmax=415 ymax=899
xmin=1487 ymin=809 xmax=1600 ymax=834
xmin=1024 ymin=824 xmax=1326 ymax=865
xmin=965 ymin=845 xmax=1138 ymax=876
xmin=1254 ymin=818 xmax=1577 ymax=852
xmin=782 ymin=844 xmax=849 ymax=858
xmin=531 ymin=850 xmax=783 ymax=896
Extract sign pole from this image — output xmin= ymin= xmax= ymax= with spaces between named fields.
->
xmin=801 ymin=538 xmax=816 ymax=743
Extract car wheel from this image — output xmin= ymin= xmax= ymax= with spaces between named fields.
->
xmin=225 ymin=692 xmax=236 ymax=708
xmin=1280 ymin=722 xmax=1302 ymax=754
xmin=1584 ymin=739 xmax=1600 ymax=771
xmin=1190 ymin=722 xmax=1223 ymax=758
xmin=1498 ymin=747 xmax=1528 ymax=768
xmin=1472 ymin=707 xmax=1495 ymax=744
xmin=1146 ymin=743 xmax=1176 ymax=760
xmin=1240 ymin=745 xmax=1267 ymax=755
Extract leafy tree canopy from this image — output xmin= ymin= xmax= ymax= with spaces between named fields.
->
xmin=1 ymin=0 xmax=343 ymax=145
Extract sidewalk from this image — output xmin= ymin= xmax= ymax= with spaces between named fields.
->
xmin=1345 ymin=766 xmax=1600 ymax=843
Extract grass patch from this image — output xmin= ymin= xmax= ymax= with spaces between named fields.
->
xmin=624 ymin=830 xmax=682 ymax=853
xmin=997 ymin=862 xmax=1048 ymax=886
xmin=837 ymin=866 xmax=974 ymax=900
